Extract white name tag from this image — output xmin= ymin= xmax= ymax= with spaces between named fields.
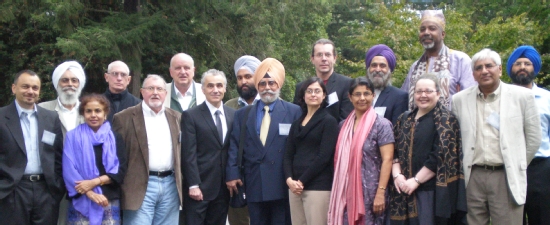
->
xmin=279 ymin=123 xmax=291 ymax=136
xmin=375 ymin=107 xmax=387 ymax=117
xmin=327 ymin=92 xmax=339 ymax=107
xmin=487 ymin=112 xmax=500 ymax=131
xmin=41 ymin=130 xmax=56 ymax=146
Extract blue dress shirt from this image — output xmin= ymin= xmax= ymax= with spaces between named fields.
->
xmin=15 ymin=101 xmax=42 ymax=174
xmin=532 ymin=84 xmax=550 ymax=158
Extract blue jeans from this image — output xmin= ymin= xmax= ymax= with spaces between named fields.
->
xmin=123 ymin=174 xmax=180 ymax=225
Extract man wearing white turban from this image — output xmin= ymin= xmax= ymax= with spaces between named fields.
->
xmin=39 ymin=60 xmax=86 ymax=136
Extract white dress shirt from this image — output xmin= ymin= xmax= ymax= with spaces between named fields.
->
xmin=57 ymin=98 xmax=80 ymax=131
xmin=205 ymin=101 xmax=227 ymax=142
xmin=175 ymin=84 xmax=195 ymax=111
xmin=142 ymin=103 xmax=173 ymax=171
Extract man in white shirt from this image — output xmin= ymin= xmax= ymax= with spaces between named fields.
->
xmin=165 ymin=53 xmax=206 ymax=113
xmin=181 ymin=69 xmax=235 ymax=225
xmin=112 ymin=75 xmax=183 ymax=224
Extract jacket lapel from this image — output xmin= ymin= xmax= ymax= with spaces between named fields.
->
xmin=326 ymin=73 xmax=337 ymax=94
xmin=199 ymin=103 xmax=222 ymax=145
xmin=132 ymin=103 xmax=150 ymax=168
xmin=246 ymin=104 xmax=265 ymax=153
xmin=223 ymin=105 xmax=234 ymax=147
xmin=165 ymin=108 xmax=180 ymax=167
xmin=263 ymin=100 xmax=288 ymax=150
xmin=6 ymin=102 xmax=26 ymax=155
xmin=466 ymin=87 xmax=478 ymax=135
xmin=374 ymin=87 xmax=391 ymax=107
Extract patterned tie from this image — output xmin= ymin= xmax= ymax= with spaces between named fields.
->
xmin=215 ymin=110 xmax=223 ymax=142
xmin=260 ymin=106 xmax=270 ymax=146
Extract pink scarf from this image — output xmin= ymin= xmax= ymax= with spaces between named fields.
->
xmin=328 ymin=108 xmax=377 ymax=225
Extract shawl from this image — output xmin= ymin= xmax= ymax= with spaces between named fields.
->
xmin=389 ymin=102 xmax=466 ymax=224
xmin=408 ymin=45 xmax=452 ymax=110
xmin=62 ymin=122 xmax=119 ymax=225
xmin=328 ymin=107 xmax=377 ymax=225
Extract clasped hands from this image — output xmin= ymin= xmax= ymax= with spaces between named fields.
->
xmin=393 ymin=175 xmax=419 ymax=195
xmin=75 ymin=179 xmax=108 ymax=207
xmin=286 ymin=178 xmax=304 ymax=195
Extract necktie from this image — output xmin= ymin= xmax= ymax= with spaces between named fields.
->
xmin=215 ymin=110 xmax=223 ymax=142
xmin=260 ymin=106 xmax=270 ymax=146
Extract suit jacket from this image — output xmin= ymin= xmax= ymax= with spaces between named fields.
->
xmin=451 ymin=82 xmax=541 ymax=204
xmin=374 ymin=85 xmax=409 ymax=125
xmin=226 ymin=99 xmax=301 ymax=202
xmin=164 ymin=82 xmax=206 ymax=113
xmin=293 ymin=72 xmax=353 ymax=122
xmin=181 ymin=102 xmax=235 ymax=201
xmin=0 ymin=102 xmax=65 ymax=200
xmin=111 ymin=103 xmax=183 ymax=210
xmin=38 ymin=99 xmax=84 ymax=137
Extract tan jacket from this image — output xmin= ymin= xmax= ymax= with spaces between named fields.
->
xmin=451 ymin=82 xmax=541 ymax=204
xmin=112 ymin=103 xmax=183 ymax=210
xmin=38 ymin=99 xmax=84 ymax=137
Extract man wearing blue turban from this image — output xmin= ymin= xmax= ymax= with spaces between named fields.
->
xmin=364 ymin=44 xmax=408 ymax=125
xmin=226 ymin=55 xmax=261 ymax=110
xmin=507 ymin=45 xmax=550 ymax=225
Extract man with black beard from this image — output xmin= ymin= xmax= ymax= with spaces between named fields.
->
xmin=223 ymin=55 xmax=261 ymax=225
xmin=39 ymin=61 xmax=86 ymax=225
xmin=364 ymin=44 xmax=408 ymax=125
xmin=507 ymin=45 xmax=550 ymax=225
xmin=226 ymin=55 xmax=261 ymax=110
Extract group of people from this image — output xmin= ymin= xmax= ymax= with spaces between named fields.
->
xmin=0 ymin=9 xmax=548 ymax=225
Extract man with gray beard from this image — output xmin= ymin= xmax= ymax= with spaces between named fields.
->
xmin=39 ymin=61 xmax=86 ymax=225
xmin=365 ymin=44 xmax=408 ymax=125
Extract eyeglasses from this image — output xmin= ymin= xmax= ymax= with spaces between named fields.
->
xmin=306 ymin=89 xmax=322 ymax=95
xmin=351 ymin=92 xmax=373 ymax=98
xmin=59 ymin=78 xmax=79 ymax=83
xmin=108 ymin=72 xmax=129 ymax=78
xmin=141 ymin=86 xmax=166 ymax=92
xmin=513 ymin=61 xmax=533 ymax=67
xmin=258 ymin=80 xmax=278 ymax=88
xmin=474 ymin=64 xmax=497 ymax=72
xmin=414 ymin=90 xmax=438 ymax=95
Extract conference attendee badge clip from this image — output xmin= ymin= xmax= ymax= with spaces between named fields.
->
xmin=279 ymin=123 xmax=291 ymax=136
xmin=41 ymin=130 xmax=56 ymax=146
xmin=327 ymin=92 xmax=339 ymax=107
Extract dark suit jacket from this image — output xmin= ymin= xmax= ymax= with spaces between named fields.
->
xmin=283 ymin=109 xmax=338 ymax=191
xmin=112 ymin=103 xmax=183 ymax=210
xmin=294 ymin=72 xmax=353 ymax=122
xmin=180 ymin=103 xmax=235 ymax=201
xmin=226 ymin=99 xmax=301 ymax=202
xmin=374 ymin=85 xmax=409 ymax=125
xmin=0 ymin=102 xmax=64 ymax=200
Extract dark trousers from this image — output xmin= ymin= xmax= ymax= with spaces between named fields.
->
xmin=184 ymin=184 xmax=229 ymax=225
xmin=248 ymin=199 xmax=291 ymax=225
xmin=524 ymin=157 xmax=550 ymax=225
xmin=0 ymin=179 xmax=60 ymax=225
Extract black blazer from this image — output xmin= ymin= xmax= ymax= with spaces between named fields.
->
xmin=0 ymin=102 xmax=64 ymax=200
xmin=283 ymin=109 xmax=338 ymax=191
xmin=294 ymin=72 xmax=353 ymax=122
xmin=374 ymin=85 xmax=408 ymax=125
xmin=180 ymin=102 xmax=235 ymax=201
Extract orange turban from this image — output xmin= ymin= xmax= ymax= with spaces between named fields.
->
xmin=254 ymin=58 xmax=285 ymax=90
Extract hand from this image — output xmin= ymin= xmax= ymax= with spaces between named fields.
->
xmin=226 ymin=179 xmax=243 ymax=197
xmin=393 ymin=174 xmax=406 ymax=194
xmin=373 ymin=191 xmax=386 ymax=215
xmin=75 ymin=179 xmax=99 ymax=194
xmin=189 ymin=187 xmax=203 ymax=201
xmin=401 ymin=178 xmax=420 ymax=195
xmin=85 ymin=191 xmax=108 ymax=207
xmin=286 ymin=178 xmax=303 ymax=195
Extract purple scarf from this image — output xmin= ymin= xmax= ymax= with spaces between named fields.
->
xmin=62 ymin=121 xmax=119 ymax=225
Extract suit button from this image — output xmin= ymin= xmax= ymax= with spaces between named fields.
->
xmin=468 ymin=165 xmax=471 ymax=168
xmin=271 ymin=161 xmax=274 ymax=164
xmin=471 ymin=147 xmax=474 ymax=150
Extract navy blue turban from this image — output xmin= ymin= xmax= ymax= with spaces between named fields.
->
xmin=507 ymin=45 xmax=542 ymax=76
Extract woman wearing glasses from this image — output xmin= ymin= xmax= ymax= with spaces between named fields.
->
xmin=389 ymin=74 xmax=466 ymax=225
xmin=328 ymin=77 xmax=394 ymax=225
xmin=283 ymin=77 xmax=338 ymax=225
xmin=63 ymin=94 xmax=127 ymax=225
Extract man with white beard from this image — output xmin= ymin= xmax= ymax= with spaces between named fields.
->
xmin=39 ymin=61 xmax=86 ymax=137
xmin=364 ymin=44 xmax=408 ymax=125
xmin=39 ymin=61 xmax=86 ymax=225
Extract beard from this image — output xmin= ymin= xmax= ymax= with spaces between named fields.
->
xmin=510 ymin=69 xmax=536 ymax=86
xmin=57 ymin=86 xmax=81 ymax=106
xmin=260 ymin=89 xmax=280 ymax=104
xmin=367 ymin=70 xmax=391 ymax=89
xmin=237 ymin=83 xmax=258 ymax=100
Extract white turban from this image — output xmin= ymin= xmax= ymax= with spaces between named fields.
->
xmin=234 ymin=55 xmax=261 ymax=76
xmin=52 ymin=61 xmax=86 ymax=91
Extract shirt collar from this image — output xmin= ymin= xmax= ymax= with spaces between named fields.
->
xmin=237 ymin=95 xmax=260 ymax=107
xmin=142 ymin=102 xmax=165 ymax=117
xmin=476 ymin=81 xmax=502 ymax=98
xmin=174 ymin=82 xmax=194 ymax=98
xmin=205 ymin=101 xmax=224 ymax=116
xmin=15 ymin=100 xmax=37 ymax=116
xmin=257 ymin=99 xmax=278 ymax=112
xmin=57 ymin=98 xmax=80 ymax=112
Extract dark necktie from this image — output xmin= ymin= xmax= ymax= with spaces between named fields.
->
xmin=215 ymin=110 xmax=223 ymax=142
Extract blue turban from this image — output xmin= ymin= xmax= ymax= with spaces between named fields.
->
xmin=365 ymin=44 xmax=396 ymax=72
xmin=507 ymin=45 xmax=542 ymax=76
xmin=234 ymin=55 xmax=261 ymax=76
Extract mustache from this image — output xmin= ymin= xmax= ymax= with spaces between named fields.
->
xmin=62 ymin=87 xmax=77 ymax=92
xmin=260 ymin=90 xmax=278 ymax=95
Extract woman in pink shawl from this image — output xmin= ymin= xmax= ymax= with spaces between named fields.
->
xmin=328 ymin=77 xmax=394 ymax=225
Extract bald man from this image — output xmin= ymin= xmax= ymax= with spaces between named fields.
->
xmin=165 ymin=53 xmax=206 ymax=113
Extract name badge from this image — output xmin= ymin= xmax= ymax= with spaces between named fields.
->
xmin=327 ymin=92 xmax=339 ymax=107
xmin=375 ymin=107 xmax=387 ymax=117
xmin=41 ymin=130 xmax=56 ymax=146
xmin=279 ymin=123 xmax=291 ymax=136
xmin=487 ymin=112 xmax=500 ymax=131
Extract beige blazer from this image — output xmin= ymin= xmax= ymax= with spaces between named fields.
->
xmin=112 ymin=103 xmax=183 ymax=210
xmin=451 ymin=82 xmax=541 ymax=204
xmin=38 ymin=99 xmax=84 ymax=137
